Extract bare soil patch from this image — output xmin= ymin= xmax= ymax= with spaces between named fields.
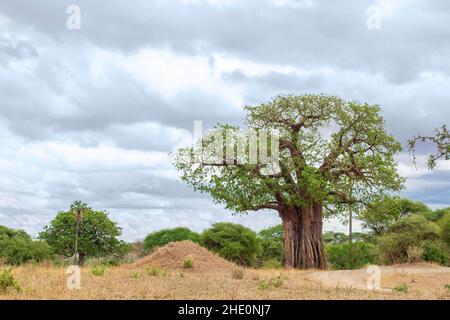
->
xmin=306 ymin=263 xmax=450 ymax=292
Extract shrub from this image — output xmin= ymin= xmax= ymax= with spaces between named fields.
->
xmin=143 ymin=227 xmax=200 ymax=253
xmin=91 ymin=265 xmax=108 ymax=276
xmin=146 ymin=266 xmax=161 ymax=276
xmin=423 ymin=207 xmax=450 ymax=222
xmin=183 ymin=258 xmax=193 ymax=269
xmin=258 ymin=279 xmax=269 ymax=290
xmin=257 ymin=225 xmax=284 ymax=265
xmin=325 ymin=242 xmax=376 ymax=270
xmin=439 ymin=213 xmax=450 ymax=247
xmin=422 ymin=241 xmax=448 ymax=266
xmin=393 ymin=283 xmax=408 ymax=293
xmin=377 ymin=215 xmax=440 ymax=264
xmin=0 ymin=226 xmax=53 ymax=265
xmin=201 ymin=223 xmax=262 ymax=266
xmin=0 ymin=269 xmax=21 ymax=294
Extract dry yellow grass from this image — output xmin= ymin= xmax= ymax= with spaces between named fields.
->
xmin=1 ymin=263 xmax=449 ymax=300
xmin=1 ymin=243 xmax=449 ymax=300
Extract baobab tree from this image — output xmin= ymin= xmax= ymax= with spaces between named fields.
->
xmin=175 ymin=94 xmax=404 ymax=269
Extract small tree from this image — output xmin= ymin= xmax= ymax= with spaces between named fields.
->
xmin=40 ymin=202 xmax=128 ymax=266
xmin=143 ymin=227 xmax=200 ymax=253
xmin=360 ymin=197 xmax=431 ymax=235
xmin=201 ymin=222 xmax=262 ymax=266
xmin=377 ymin=215 xmax=440 ymax=264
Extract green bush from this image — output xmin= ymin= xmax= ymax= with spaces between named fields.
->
xmin=146 ymin=266 xmax=161 ymax=276
xmin=421 ymin=241 xmax=448 ymax=266
xmin=201 ymin=223 xmax=262 ymax=266
xmin=183 ymin=258 xmax=193 ymax=269
xmin=377 ymin=215 xmax=441 ymax=264
xmin=423 ymin=207 xmax=450 ymax=222
xmin=0 ymin=269 xmax=21 ymax=294
xmin=257 ymin=225 xmax=284 ymax=265
xmin=393 ymin=283 xmax=408 ymax=294
xmin=143 ymin=227 xmax=200 ymax=253
xmin=91 ymin=265 xmax=108 ymax=276
xmin=0 ymin=226 xmax=52 ymax=265
xmin=325 ymin=242 xmax=376 ymax=270
xmin=439 ymin=213 xmax=450 ymax=247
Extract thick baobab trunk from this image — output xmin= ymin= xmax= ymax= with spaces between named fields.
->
xmin=281 ymin=203 xmax=327 ymax=269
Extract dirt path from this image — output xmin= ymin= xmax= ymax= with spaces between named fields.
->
xmin=306 ymin=263 xmax=450 ymax=291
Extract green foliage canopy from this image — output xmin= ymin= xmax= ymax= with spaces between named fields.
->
xmin=377 ymin=215 xmax=441 ymax=264
xmin=40 ymin=205 xmax=128 ymax=260
xmin=201 ymin=222 xmax=262 ymax=266
xmin=257 ymin=224 xmax=284 ymax=263
xmin=143 ymin=227 xmax=200 ymax=252
xmin=0 ymin=226 xmax=52 ymax=265
xmin=360 ymin=197 xmax=431 ymax=235
xmin=175 ymin=94 xmax=404 ymax=221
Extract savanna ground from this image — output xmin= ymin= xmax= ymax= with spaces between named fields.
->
xmin=1 ymin=241 xmax=450 ymax=300
xmin=2 ymin=263 xmax=450 ymax=300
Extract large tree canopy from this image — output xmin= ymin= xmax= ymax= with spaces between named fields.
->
xmin=175 ymin=94 xmax=404 ymax=269
xmin=40 ymin=202 xmax=128 ymax=266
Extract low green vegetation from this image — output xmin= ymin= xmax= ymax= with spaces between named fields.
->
xmin=326 ymin=242 xmax=376 ymax=270
xmin=146 ymin=266 xmax=161 ymax=276
xmin=0 ymin=269 xmax=21 ymax=294
xmin=0 ymin=197 xmax=448 ymax=273
xmin=376 ymin=215 xmax=441 ymax=264
xmin=143 ymin=227 xmax=200 ymax=253
xmin=183 ymin=258 xmax=193 ymax=269
xmin=256 ymin=225 xmax=284 ymax=267
xmin=393 ymin=283 xmax=409 ymax=293
xmin=91 ymin=265 xmax=108 ymax=276
xmin=201 ymin=222 xmax=262 ymax=267
xmin=0 ymin=226 xmax=52 ymax=265
xmin=257 ymin=274 xmax=284 ymax=290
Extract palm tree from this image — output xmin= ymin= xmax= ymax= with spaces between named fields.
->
xmin=70 ymin=201 xmax=90 ymax=266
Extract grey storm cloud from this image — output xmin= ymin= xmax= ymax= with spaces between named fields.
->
xmin=0 ymin=0 xmax=450 ymax=241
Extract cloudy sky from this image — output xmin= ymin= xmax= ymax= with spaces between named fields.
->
xmin=1 ymin=0 xmax=450 ymax=241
